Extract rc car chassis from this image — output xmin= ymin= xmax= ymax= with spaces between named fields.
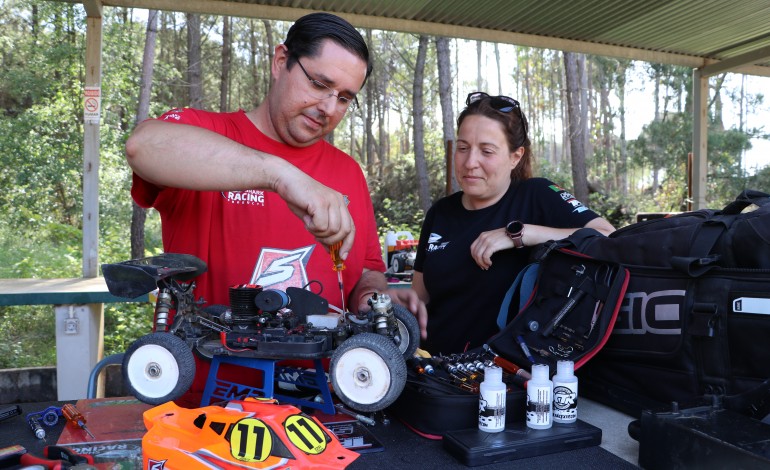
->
xmin=102 ymin=253 xmax=420 ymax=412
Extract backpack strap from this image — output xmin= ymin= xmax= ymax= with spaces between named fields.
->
xmin=496 ymin=262 xmax=539 ymax=330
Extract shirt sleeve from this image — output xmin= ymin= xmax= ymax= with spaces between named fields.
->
xmin=528 ymin=178 xmax=600 ymax=228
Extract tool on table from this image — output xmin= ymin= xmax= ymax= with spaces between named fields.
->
xmin=27 ymin=406 xmax=63 ymax=427
xmin=334 ymin=403 xmax=376 ymax=426
xmin=45 ymin=445 xmax=95 ymax=467
xmin=28 ymin=415 xmax=46 ymax=440
xmin=483 ymin=344 xmax=532 ymax=380
xmin=330 ymin=241 xmax=346 ymax=312
xmin=0 ymin=444 xmax=27 ymax=467
xmin=18 ymin=445 xmax=95 ymax=469
xmin=0 ymin=404 xmax=22 ymax=423
xmin=61 ymin=404 xmax=95 ymax=439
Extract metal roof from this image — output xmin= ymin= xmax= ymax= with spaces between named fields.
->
xmin=92 ymin=0 xmax=770 ymax=77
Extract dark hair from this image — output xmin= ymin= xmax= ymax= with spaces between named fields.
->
xmin=457 ymin=97 xmax=533 ymax=182
xmin=284 ymin=12 xmax=373 ymax=86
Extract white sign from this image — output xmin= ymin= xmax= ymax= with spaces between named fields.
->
xmin=84 ymin=86 xmax=101 ymax=124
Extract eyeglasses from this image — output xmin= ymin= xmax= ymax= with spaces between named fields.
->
xmin=466 ymin=92 xmax=528 ymax=145
xmin=295 ymin=58 xmax=359 ymax=111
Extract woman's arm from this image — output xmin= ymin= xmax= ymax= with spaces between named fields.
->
xmin=470 ymin=217 xmax=615 ymax=270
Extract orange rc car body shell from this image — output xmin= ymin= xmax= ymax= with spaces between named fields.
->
xmin=142 ymin=397 xmax=359 ymax=469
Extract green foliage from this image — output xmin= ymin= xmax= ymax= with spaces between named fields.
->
xmin=0 ymin=305 xmax=56 ymax=368
xmin=103 ymin=303 xmax=154 ymax=355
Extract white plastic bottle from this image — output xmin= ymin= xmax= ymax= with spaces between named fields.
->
xmin=526 ymin=364 xmax=553 ymax=429
xmin=552 ymin=360 xmax=578 ymax=424
xmin=478 ymin=366 xmax=506 ymax=432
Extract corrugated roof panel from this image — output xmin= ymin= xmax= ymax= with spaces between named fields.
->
xmin=101 ymin=0 xmax=770 ymax=75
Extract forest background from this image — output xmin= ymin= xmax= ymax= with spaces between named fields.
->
xmin=1 ymin=1 xmax=769 ymax=368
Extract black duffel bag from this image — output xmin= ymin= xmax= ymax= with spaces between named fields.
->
xmin=570 ymin=189 xmax=770 ymax=418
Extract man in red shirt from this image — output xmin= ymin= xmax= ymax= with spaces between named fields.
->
xmin=125 ymin=12 xmax=424 ymax=405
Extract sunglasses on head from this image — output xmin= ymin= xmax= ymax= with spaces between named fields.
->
xmin=466 ymin=92 xmax=529 ymax=146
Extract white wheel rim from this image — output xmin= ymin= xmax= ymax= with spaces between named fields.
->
xmin=126 ymin=344 xmax=180 ymax=399
xmin=334 ymin=347 xmax=392 ymax=405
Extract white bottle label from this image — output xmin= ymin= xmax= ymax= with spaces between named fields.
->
xmin=479 ymin=389 xmax=506 ymax=431
xmin=526 ymin=385 xmax=552 ymax=427
xmin=552 ymin=383 xmax=578 ymax=423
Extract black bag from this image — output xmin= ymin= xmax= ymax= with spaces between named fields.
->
xmin=570 ymin=189 xmax=770 ymax=417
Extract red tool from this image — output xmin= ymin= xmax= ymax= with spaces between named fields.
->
xmin=19 ymin=445 xmax=94 ymax=469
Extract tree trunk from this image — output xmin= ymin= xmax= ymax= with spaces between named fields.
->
xmin=130 ymin=9 xmax=159 ymax=259
xmin=364 ymin=29 xmax=376 ymax=173
xmin=220 ymin=16 xmax=231 ymax=112
xmin=494 ymin=43 xmax=502 ymax=94
xmin=563 ymin=52 xmax=589 ymax=204
xmin=617 ymin=61 xmax=629 ymax=196
xmin=377 ymin=35 xmax=391 ymax=178
xmin=413 ymin=35 xmax=431 ymax=211
xmin=579 ymin=54 xmax=592 ymax=162
xmin=476 ymin=40 xmax=483 ymax=91
xmin=435 ymin=36 xmax=457 ymax=195
xmin=186 ymin=13 xmax=202 ymax=108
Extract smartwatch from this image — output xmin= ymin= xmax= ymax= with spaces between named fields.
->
xmin=505 ymin=220 xmax=525 ymax=248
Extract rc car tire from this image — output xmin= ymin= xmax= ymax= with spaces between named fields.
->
xmin=330 ymin=333 xmax=406 ymax=412
xmin=122 ymin=332 xmax=195 ymax=405
xmin=392 ymin=303 xmax=420 ymax=359
xmin=391 ymin=256 xmax=402 ymax=273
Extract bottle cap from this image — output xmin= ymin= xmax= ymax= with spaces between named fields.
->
xmin=485 ymin=365 xmax=503 ymax=382
xmin=532 ymin=363 xmax=549 ymax=381
xmin=557 ymin=360 xmax=574 ymax=376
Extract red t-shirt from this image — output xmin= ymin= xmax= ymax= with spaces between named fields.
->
xmin=132 ymin=108 xmax=385 ymax=309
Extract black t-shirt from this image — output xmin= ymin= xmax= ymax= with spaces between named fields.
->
xmin=414 ymin=178 xmax=600 ymax=355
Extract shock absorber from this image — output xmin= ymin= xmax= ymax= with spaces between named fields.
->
xmin=368 ymin=292 xmax=393 ymax=335
xmin=154 ymin=288 xmax=173 ymax=332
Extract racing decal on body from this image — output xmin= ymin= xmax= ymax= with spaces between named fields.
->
xmin=284 ymin=414 xmax=329 ymax=455
xmin=230 ymin=417 xmax=273 ymax=462
xmin=548 ymin=184 xmax=589 ymax=213
xmin=250 ymin=245 xmax=314 ymax=291
xmin=221 ymin=189 xmax=266 ymax=206
xmin=426 ymin=232 xmax=450 ymax=252
xmin=147 ymin=459 xmax=166 ymax=470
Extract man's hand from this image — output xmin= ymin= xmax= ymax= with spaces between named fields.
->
xmin=387 ymin=288 xmax=428 ymax=340
xmin=273 ymin=168 xmax=355 ymax=258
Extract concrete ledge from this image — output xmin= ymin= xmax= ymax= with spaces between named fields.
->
xmin=0 ymin=366 xmax=126 ymax=404
xmin=0 ymin=367 xmax=57 ymax=404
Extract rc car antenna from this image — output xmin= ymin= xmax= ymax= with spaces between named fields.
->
xmin=330 ymin=241 xmax=346 ymax=312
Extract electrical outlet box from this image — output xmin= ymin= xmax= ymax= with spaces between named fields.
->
xmin=64 ymin=317 xmax=79 ymax=335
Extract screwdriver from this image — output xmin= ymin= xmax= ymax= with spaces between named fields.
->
xmin=330 ymin=241 xmax=346 ymax=312
xmin=61 ymin=404 xmax=95 ymax=439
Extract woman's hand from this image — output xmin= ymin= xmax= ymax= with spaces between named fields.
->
xmin=470 ymin=228 xmax=516 ymax=270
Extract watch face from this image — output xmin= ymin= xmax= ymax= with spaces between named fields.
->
xmin=507 ymin=221 xmax=523 ymax=235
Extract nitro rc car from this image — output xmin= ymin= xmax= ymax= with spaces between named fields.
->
xmin=102 ymin=253 xmax=420 ymax=412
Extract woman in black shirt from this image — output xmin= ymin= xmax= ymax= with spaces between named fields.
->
xmin=411 ymin=92 xmax=615 ymax=355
